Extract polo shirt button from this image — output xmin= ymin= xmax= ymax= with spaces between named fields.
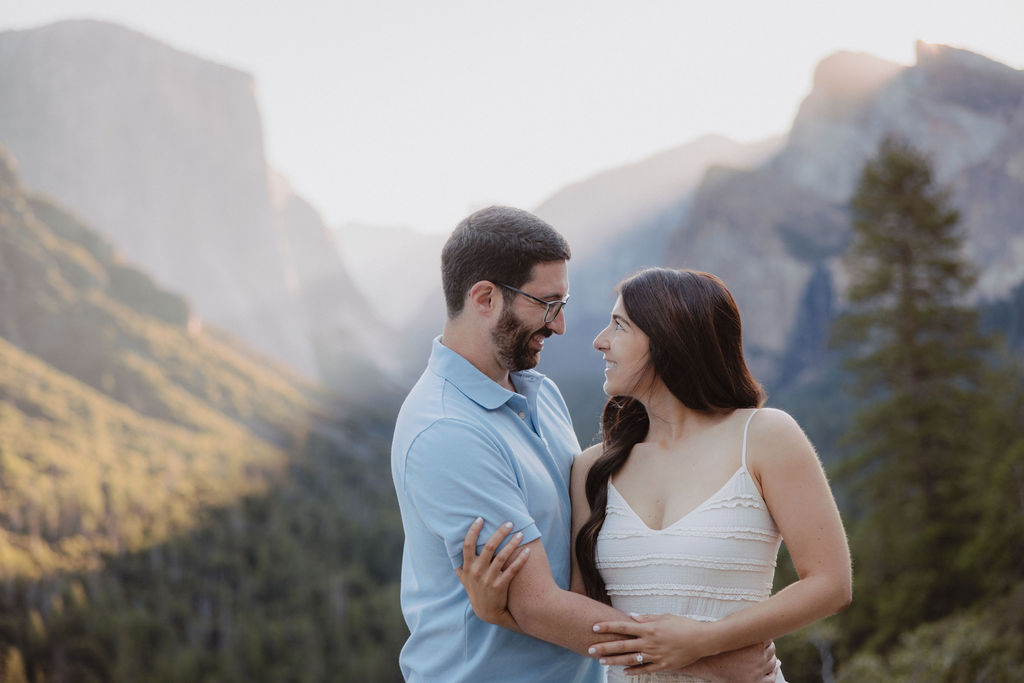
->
xmin=518 ymin=412 xmax=526 ymax=419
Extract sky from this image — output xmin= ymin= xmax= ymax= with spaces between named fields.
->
xmin=3 ymin=1 xmax=1023 ymax=235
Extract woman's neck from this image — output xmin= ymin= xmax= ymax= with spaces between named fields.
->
xmin=638 ymin=384 xmax=723 ymax=447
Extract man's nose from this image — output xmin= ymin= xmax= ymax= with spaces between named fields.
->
xmin=546 ymin=308 xmax=566 ymax=335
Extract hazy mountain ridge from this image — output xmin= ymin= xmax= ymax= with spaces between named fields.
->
xmin=533 ymin=134 xmax=783 ymax=260
xmin=334 ymin=221 xmax=446 ymax=331
xmin=0 ymin=140 xmax=334 ymax=572
xmin=660 ymin=42 xmax=1024 ymax=388
xmin=0 ymin=19 xmax=385 ymax=386
xmin=0 ymin=139 xmax=408 ymax=679
xmin=525 ymin=43 xmax=1024 ymax=441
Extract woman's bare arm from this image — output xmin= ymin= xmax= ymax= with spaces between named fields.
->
xmin=589 ymin=409 xmax=851 ymax=674
xmin=569 ymin=444 xmax=603 ymax=595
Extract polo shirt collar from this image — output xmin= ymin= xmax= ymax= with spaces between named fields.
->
xmin=428 ymin=336 xmax=543 ymax=410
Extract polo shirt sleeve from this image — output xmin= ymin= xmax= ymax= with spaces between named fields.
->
xmin=401 ymin=418 xmax=542 ymax=569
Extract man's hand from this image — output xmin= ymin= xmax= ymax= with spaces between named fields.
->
xmin=688 ymin=641 xmax=779 ymax=683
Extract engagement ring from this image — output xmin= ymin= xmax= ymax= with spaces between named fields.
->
xmin=636 ymin=653 xmax=644 ymax=664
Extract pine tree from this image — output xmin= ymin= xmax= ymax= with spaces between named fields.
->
xmin=831 ymin=136 xmax=992 ymax=652
xmin=1 ymin=647 xmax=30 ymax=683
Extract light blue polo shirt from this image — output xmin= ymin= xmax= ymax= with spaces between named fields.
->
xmin=391 ymin=337 xmax=602 ymax=683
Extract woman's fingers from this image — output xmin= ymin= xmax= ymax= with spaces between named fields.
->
xmin=598 ymin=652 xmax=647 ymax=668
xmin=495 ymin=544 xmax=530 ymax=587
xmin=461 ymin=517 xmax=484 ymax=568
xmin=591 ymin=620 xmax=646 ymax=639
xmin=586 ymin=637 xmax=645 ymax=658
xmin=488 ymin=530 xmax=524 ymax=576
xmin=462 ymin=519 xmax=518 ymax=573
xmin=479 ymin=522 xmax=514 ymax=564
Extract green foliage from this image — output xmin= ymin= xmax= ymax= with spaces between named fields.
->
xmin=0 ymin=410 xmax=406 ymax=683
xmin=25 ymin=196 xmax=189 ymax=327
xmin=0 ymin=149 xmax=405 ymax=680
xmin=106 ymin=263 xmax=189 ymax=327
xmin=819 ymin=135 xmax=1024 ymax=683
xmin=837 ymin=582 xmax=1024 ymax=682
xmin=829 ymin=137 xmax=999 ymax=653
xmin=956 ymin=357 xmax=1024 ymax=594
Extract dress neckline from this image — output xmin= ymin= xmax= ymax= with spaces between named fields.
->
xmin=609 ymin=466 xmax=746 ymax=533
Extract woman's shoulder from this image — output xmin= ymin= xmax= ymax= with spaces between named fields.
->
xmin=576 ymin=443 xmax=605 ymax=467
xmin=747 ymin=406 xmax=803 ymax=437
xmin=746 ymin=407 xmax=816 ymax=465
xmin=572 ymin=443 xmax=605 ymax=479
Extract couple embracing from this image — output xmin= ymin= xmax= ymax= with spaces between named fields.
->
xmin=391 ymin=206 xmax=851 ymax=682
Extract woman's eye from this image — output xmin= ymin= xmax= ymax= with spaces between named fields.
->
xmin=615 ymin=321 xmax=624 ymax=331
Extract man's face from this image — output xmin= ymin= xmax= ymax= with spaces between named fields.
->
xmin=491 ymin=261 xmax=568 ymax=372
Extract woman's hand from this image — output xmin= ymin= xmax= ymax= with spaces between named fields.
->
xmin=455 ymin=518 xmax=531 ymax=632
xmin=588 ymin=613 xmax=710 ymax=674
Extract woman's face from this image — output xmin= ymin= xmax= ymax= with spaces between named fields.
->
xmin=593 ymin=295 xmax=652 ymax=397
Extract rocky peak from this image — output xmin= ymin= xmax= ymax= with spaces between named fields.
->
xmin=791 ymin=51 xmax=904 ymax=127
xmin=658 ymin=44 xmax=1024 ymax=387
xmin=0 ymin=20 xmax=379 ymax=384
xmin=912 ymin=40 xmax=1024 ymax=117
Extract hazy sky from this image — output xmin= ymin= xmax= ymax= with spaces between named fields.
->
xmin=3 ymin=1 xmax=1023 ymax=234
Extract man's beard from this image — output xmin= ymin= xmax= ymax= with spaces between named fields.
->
xmin=492 ymin=306 xmax=552 ymax=372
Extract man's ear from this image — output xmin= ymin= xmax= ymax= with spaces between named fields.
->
xmin=467 ymin=280 xmax=500 ymax=318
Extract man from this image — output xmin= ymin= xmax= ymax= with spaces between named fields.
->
xmin=391 ymin=206 xmax=774 ymax=681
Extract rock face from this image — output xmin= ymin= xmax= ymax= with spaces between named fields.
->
xmin=662 ymin=43 xmax=1024 ymax=385
xmin=534 ymin=134 xmax=783 ymax=262
xmin=267 ymin=173 xmax=397 ymax=384
xmin=524 ymin=44 xmax=1024 ymax=434
xmin=0 ymin=20 xmax=378 ymax=382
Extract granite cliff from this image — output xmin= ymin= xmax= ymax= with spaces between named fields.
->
xmin=0 ymin=20 xmax=382 ymax=384
xmin=531 ymin=43 xmax=1024 ymax=436
xmin=663 ymin=42 xmax=1024 ymax=386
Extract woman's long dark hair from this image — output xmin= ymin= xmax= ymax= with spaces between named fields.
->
xmin=575 ymin=268 xmax=765 ymax=602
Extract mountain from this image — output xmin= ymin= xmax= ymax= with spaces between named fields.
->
xmin=334 ymin=221 xmax=446 ymax=331
xmin=662 ymin=43 xmax=1024 ymax=388
xmin=0 ymin=20 xmax=385 ymax=385
xmin=533 ymin=134 xmax=783 ymax=261
xmin=522 ymin=137 xmax=782 ymax=441
xmin=527 ymin=43 xmax=1024 ymax=446
xmin=0 ymin=142 xmax=406 ymax=680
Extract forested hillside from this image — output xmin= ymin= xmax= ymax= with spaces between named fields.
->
xmin=0 ymin=144 xmax=406 ymax=680
xmin=769 ymin=139 xmax=1024 ymax=682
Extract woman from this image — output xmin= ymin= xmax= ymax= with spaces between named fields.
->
xmin=460 ymin=268 xmax=851 ymax=681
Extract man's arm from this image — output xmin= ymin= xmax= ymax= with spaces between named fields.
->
xmin=506 ymin=538 xmax=629 ymax=654
xmin=504 ymin=539 xmax=778 ymax=683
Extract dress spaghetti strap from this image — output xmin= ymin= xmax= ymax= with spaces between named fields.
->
xmin=741 ymin=408 xmax=760 ymax=471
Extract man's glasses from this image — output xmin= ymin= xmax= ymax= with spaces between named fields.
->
xmin=495 ymin=282 xmax=569 ymax=324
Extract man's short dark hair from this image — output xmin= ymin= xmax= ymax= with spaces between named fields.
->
xmin=441 ymin=206 xmax=571 ymax=318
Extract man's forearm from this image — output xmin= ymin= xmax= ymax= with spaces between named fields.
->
xmin=509 ymin=586 xmax=629 ymax=655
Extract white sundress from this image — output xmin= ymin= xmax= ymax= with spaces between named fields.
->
xmin=596 ymin=410 xmax=786 ymax=682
